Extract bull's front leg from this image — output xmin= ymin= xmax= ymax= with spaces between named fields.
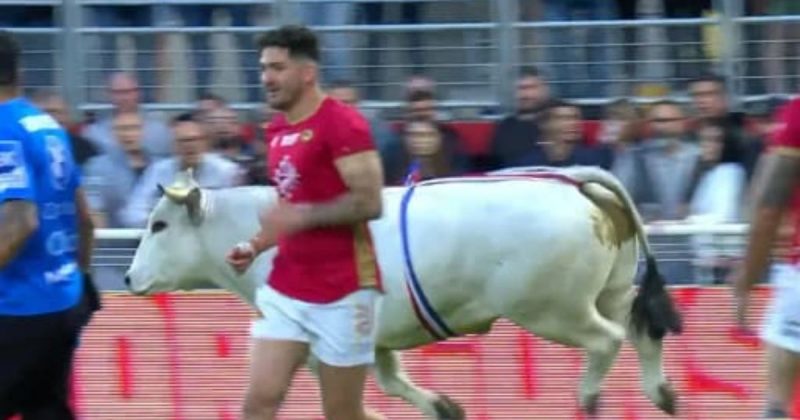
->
xmin=373 ymin=348 xmax=465 ymax=419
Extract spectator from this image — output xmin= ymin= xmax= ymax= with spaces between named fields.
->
xmin=120 ymin=112 xmax=243 ymax=228
xmin=688 ymin=72 xmax=763 ymax=180
xmin=82 ymin=111 xmax=152 ymax=229
xmin=383 ymin=88 xmax=470 ymax=184
xmin=517 ymin=99 xmax=613 ymax=169
xmin=614 ymin=99 xmax=700 ymax=222
xmin=327 ymin=79 xmax=399 ymax=160
xmin=387 ymin=119 xmax=469 ymax=184
xmin=204 ymin=106 xmax=268 ymax=185
xmin=83 ymin=72 xmax=173 ymax=160
xmin=686 ymin=118 xmax=748 ymax=223
xmin=685 ymin=119 xmax=748 ymax=284
xmin=30 ymin=89 xmax=99 ymax=168
xmin=598 ymin=98 xmax=644 ymax=148
xmin=486 ymin=67 xmax=551 ymax=170
xmin=196 ymin=92 xmax=228 ymax=119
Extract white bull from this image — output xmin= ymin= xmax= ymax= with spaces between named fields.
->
xmin=125 ymin=166 xmax=683 ymax=419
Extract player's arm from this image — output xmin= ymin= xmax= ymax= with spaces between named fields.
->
xmin=0 ymin=139 xmax=38 ymax=268
xmin=736 ymin=148 xmax=800 ymax=295
xmin=75 ymin=187 xmax=94 ymax=272
xmin=0 ymin=200 xmax=38 ymax=267
xmin=299 ymin=150 xmax=384 ymax=228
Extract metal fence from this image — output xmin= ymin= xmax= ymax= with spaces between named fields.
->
xmin=0 ymin=0 xmax=795 ymax=116
xmin=92 ymin=223 xmax=751 ymax=291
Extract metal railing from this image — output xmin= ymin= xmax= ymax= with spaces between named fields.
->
xmin=92 ymin=223 xmax=753 ymax=290
xmin=0 ymin=0 xmax=795 ymax=116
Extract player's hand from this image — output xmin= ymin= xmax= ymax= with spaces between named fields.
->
xmin=226 ymin=242 xmax=256 ymax=274
xmin=260 ymin=202 xmax=309 ymax=236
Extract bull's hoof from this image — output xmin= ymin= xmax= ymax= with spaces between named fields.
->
xmin=581 ymin=393 xmax=601 ymax=417
xmin=432 ymin=394 xmax=465 ymax=420
xmin=656 ymin=382 xmax=678 ymax=416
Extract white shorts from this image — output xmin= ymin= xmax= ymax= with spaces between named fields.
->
xmin=250 ymin=285 xmax=380 ymax=367
xmin=761 ymin=264 xmax=800 ymax=353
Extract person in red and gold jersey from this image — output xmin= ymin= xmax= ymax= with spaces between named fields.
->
xmin=733 ymin=97 xmax=800 ymax=418
xmin=225 ymin=25 xmax=386 ymax=420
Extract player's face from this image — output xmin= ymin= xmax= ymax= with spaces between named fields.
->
xmin=260 ymin=47 xmax=308 ymax=111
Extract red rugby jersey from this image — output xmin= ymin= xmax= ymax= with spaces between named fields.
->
xmin=770 ymin=98 xmax=800 ymax=266
xmin=265 ymin=97 xmax=383 ymax=303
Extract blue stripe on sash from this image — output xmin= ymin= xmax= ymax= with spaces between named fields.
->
xmin=400 ymin=184 xmax=457 ymax=340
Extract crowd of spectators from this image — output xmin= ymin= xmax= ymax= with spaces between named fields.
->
xmin=8 ymin=0 xmax=798 ymax=287
xmin=29 ymin=62 xmax=786 ymax=287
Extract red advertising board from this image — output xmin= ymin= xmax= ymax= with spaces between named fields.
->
xmin=64 ymin=287 xmax=782 ymax=419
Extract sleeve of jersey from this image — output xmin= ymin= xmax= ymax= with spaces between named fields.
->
xmin=0 ymin=138 xmax=35 ymax=203
xmin=327 ymin=109 xmax=376 ymax=160
xmin=774 ymin=100 xmax=800 ymax=156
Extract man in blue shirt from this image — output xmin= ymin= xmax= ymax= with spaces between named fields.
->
xmin=0 ymin=31 xmax=99 ymax=419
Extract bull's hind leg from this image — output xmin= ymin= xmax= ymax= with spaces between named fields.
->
xmin=373 ymin=348 xmax=464 ymax=419
xmin=580 ymin=277 xmax=636 ymax=416
xmin=606 ymin=242 xmax=677 ymax=415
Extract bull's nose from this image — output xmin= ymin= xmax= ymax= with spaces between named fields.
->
xmin=124 ymin=275 xmax=131 ymax=288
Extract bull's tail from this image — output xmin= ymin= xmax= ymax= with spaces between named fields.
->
xmin=564 ymin=166 xmax=683 ymax=340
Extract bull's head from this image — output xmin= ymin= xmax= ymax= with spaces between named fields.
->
xmin=125 ymin=169 xmax=213 ymax=295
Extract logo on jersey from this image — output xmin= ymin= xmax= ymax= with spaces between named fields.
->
xmin=0 ymin=141 xmax=28 ymax=192
xmin=273 ymin=155 xmax=300 ymax=199
xmin=45 ymin=135 xmax=72 ymax=190
xmin=300 ymin=129 xmax=314 ymax=143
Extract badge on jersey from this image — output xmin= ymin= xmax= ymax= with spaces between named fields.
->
xmin=0 ymin=140 xmax=29 ymax=192
xmin=45 ymin=135 xmax=71 ymax=190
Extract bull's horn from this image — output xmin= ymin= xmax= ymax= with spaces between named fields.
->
xmin=161 ymin=183 xmax=193 ymax=203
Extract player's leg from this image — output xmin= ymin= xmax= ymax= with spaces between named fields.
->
xmin=309 ymin=289 xmax=384 ymax=420
xmin=764 ymin=344 xmax=799 ymax=418
xmin=18 ymin=310 xmax=80 ymax=420
xmin=760 ymin=264 xmax=800 ymax=418
xmin=0 ymin=315 xmax=32 ymax=418
xmin=243 ymin=286 xmax=311 ymax=420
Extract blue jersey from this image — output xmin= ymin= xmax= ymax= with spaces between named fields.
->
xmin=0 ymin=97 xmax=83 ymax=315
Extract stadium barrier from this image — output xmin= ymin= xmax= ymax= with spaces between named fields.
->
xmin=68 ymin=224 xmax=792 ymax=419
xmin=72 ymin=288 xmax=776 ymax=419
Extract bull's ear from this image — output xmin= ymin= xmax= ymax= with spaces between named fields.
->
xmin=185 ymin=186 xmax=205 ymax=224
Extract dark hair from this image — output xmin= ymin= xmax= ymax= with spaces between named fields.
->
xmin=518 ymin=66 xmax=542 ymax=80
xmin=171 ymin=111 xmax=200 ymax=125
xmin=406 ymin=89 xmax=436 ymax=104
xmin=256 ymin=25 xmax=320 ymax=62
xmin=688 ymin=71 xmax=727 ymax=91
xmin=537 ymin=98 xmax=576 ymax=126
xmin=198 ymin=92 xmax=227 ymax=105
xmin=0 ymin=31 xmax=20 ymax=86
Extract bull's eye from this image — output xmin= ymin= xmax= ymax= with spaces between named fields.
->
xmin=151 ymin=220 xmax=167 ymax=234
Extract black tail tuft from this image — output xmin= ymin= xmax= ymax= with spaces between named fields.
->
xmin=630 ymin=256 xmax=683 ymax=340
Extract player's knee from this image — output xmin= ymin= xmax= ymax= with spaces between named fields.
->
xmin=242 ymin=385 xmax=286 ymax=418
